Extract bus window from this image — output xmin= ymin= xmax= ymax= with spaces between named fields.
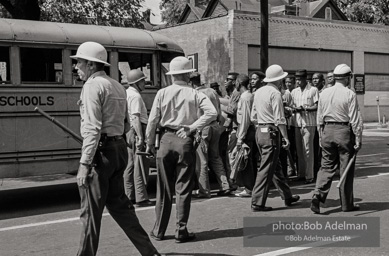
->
xmin=20 ymin=47 xmax=62 ymax=83
xmin=118 ymin=52 xmax=153 ymax=87
xmin=0 ymin=46 xmax=10 ymax=84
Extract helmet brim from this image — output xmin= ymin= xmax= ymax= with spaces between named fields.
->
xmin=70 ymin=54 xmax=110 ymax=67
xmin=166 ymin=68 xmax=196 ymax=75
xmin=263 ymin=72 xmax=288 ymax=83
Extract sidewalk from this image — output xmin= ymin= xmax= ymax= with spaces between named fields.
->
xmin=363 ymin=122 xmax=389 ymax=130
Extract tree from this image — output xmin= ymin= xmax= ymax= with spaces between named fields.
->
xmin=159 ymin=0 xmax=211 ymax=25
xmin=0 ymin=0 xmax=40 ymax=20
xmin=334 ymin=0 xmax=389 ymax=25
xmin=0 ymin=0 xmax=146 ymax=28
xmin=159 ymin=0 xmax=187 ymax=25
xmin=40 ymin=0 xmax=145 ymax=27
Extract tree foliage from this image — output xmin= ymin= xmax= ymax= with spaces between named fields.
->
xmin=159 ymin=0 xmax=211 ymax=25
xmin=0 ymin=0 xmax=40 ymax=19
xmin=335 ymin=0 xmax=389 ymax=25
xmin=159 ymin=0 xmax=187 ymax=25
xmin=40 ymin=0 xmax=145 ymax=27
xmin=0 ymin=0 xmax=146 ymax=28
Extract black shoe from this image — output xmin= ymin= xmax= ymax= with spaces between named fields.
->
xmin=285 ymin=195 xmax=300 ymax=206
xmin=136 ymin=200 xmax=155 ymax=207
xmin=175 ymin=232 xmax=196 ymax=243
xmin=217 ymin=189 xmax=232 ymax=196
xmin=343 ymin=204 xmax=360 ymax=212
xmin=311 ymin=195 xmax=321 ymax=214
xmin=251 ymin=204 xmax=273 ymax=212
xmin=150 ymin=232 xmax=164 ymax=241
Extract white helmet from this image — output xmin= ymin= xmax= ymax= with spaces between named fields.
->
xmin=263 ymin=64 xmax=288 ymax=83
xmin=333 ymin=64 xmax=352 ymax=78
xmin=127 ymin=69 xmax=146 ymax=85
xmin=166 ymin=56 xmax=196 ymax=75
xmin=70 ymin=41 xmax=110 ymax=66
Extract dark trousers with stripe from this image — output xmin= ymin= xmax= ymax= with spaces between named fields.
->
xmin=152 ymin=132 xmax=195 ymax=238
xmin=77 ymin=139 xmax=157 ymax=256
xmin=313 ymin=124 xmax=356 ymax=211
xmin=251 ymin=125 xmax=292 ymax=207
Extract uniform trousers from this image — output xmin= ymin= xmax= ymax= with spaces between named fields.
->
xmin=77 ymin=138 xmax=157 ymax=256
xmin=152 ymin=131 xmax=195 ymax=238
xmin=195 ymin=121 xmax=230 ymax=195
xmin=252 ymin=125 xmax=293 ymax=207
xmin=123 ymin=127 xmax=150 ymax=203
xmin=313 ymin=124 xmax=356 ymax=211
xmin=295 ymin=126 xmax=316 ymax=180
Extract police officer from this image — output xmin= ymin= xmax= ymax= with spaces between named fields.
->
xmin=311 ymin=64 xmax=362 ymax=214
xmin=145 ymin=57 xmax=217 ymax=243
xmin=71 ymin=42 xmax=160 ymax=256
xmin=251 ymin=65 xmax=300 ymax=211
xmin=123 ymin=69 xmax=153 ymax=207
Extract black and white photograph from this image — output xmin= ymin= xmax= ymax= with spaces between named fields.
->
xmin=0 ymin=0 xmax=388 ymax=256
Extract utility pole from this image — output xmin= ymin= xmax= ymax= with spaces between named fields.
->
xmin=260 ymin=0 xmax=269 ymax=73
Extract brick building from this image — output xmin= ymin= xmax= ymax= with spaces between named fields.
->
xmin=154 ymin=0 xmax=389 ymax=121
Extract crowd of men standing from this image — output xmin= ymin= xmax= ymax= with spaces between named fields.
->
xmin=71 ymin=40 xmax=362 ymax=255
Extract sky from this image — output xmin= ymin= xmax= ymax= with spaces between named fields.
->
xmin=142 ymin=0 xmax=163 ymax=24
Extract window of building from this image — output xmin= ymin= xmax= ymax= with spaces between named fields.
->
xmin=0 ymin=46 xmax=10 ymax=83
xmin=20 ymin=47 xmax=62 ymax=83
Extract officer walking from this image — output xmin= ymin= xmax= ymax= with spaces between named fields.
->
xmin=251 ymin=65 xmax=300 ymax=211
xmin=145 ymin=57 xmax=217 ymax=243
xmin=123 ymin=69 xmax=154 ymax=207
xmin=311 ymin=64 xmax=362 ymax=214
xmin=71 ymin=42 xmax=159 ymax=256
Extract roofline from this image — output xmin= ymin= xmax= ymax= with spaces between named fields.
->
xmin=310 ymin=0 xmax=348 ymax=21
xmin=153 ymin=13 xmax=229 ymax=31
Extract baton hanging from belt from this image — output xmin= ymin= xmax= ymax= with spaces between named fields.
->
xmin=336 ymin=154 xmax=357 ymax=189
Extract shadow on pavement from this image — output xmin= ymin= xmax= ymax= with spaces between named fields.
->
xmin=0 ymin=183 xmax=80 ymax=220
xmin=193 ymin=227 xmax=243 ymax=242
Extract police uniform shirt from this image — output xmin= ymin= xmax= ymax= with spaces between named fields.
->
xmin=79 ymin=71 xmax=128 ymax=165
xmin=291 ymin=84 xmax=319 ymax=127
xmin=251 ymin=84 xmax=287 ymax=126
xmin=126 ymin=86 xmax=148 ymax=125
xmin=236 ymin=90 xmax=254 ymax=143
xmin=146 ymin=81 xmax=217 ymax=145
xmin=317 ymin=83 xmax=362 ymax=140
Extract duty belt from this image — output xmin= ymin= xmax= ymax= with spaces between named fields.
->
xmin=162 ymin=127 xmax=178 ymax=133
xmin=257 ymin=123 xmax=275 ymax=126
xmin=324 ymin=122 xmax=349 ymax=126
xmin=100 ymin=134 xmax=124 ymax=141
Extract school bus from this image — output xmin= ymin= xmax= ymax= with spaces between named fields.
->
xmin=0 ymin=18 xmax=184 ymax=179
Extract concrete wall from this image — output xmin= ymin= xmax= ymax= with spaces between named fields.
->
xmin=156 ymin=15 xmax=232 ymax=94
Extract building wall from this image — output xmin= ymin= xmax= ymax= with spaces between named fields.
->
xmin=230 ymin=11 xmax=389 ymax=121
xmin=156 ymin=15 xmax=232 ymax=94
xmin=156 ymin=11 xmax=389 ymax=121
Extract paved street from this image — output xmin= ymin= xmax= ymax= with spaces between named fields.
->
xmin=0 ymin=126 xmax=388 ymax=256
